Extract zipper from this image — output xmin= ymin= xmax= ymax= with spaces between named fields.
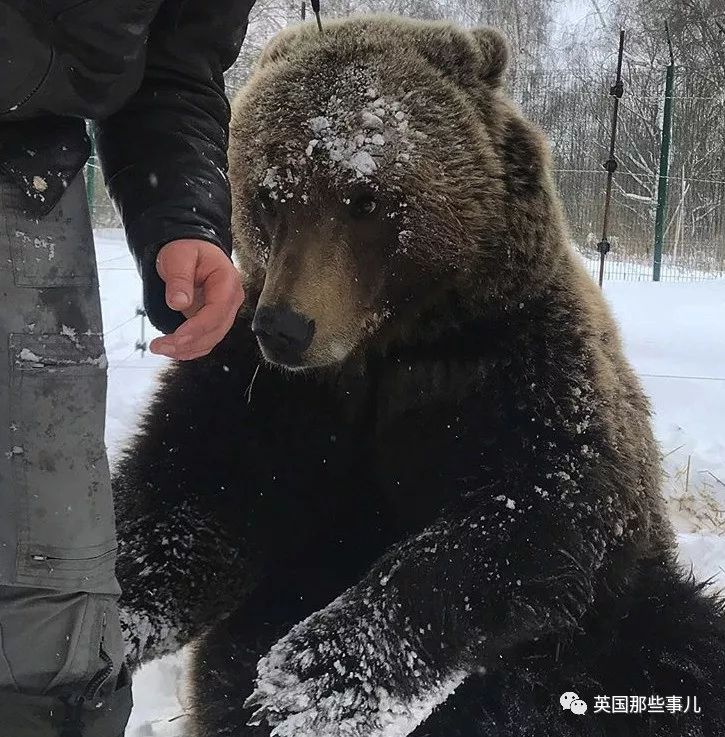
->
xmin=30 ymin=548 xmax=116 ymax=562
xmin=83 ymin=610 xmax=114 ymax=702
xmin=60 ymin=611 xmax=114 ymax=737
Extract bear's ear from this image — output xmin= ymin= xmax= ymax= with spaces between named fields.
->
xmin=469 ymin=27 xmax=510 ymax=87
xmin=408 ymin=23 xmax=510 ymax=90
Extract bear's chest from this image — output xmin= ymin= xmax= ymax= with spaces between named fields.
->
xmin=365 ymin=402 xmax=498 ymax=534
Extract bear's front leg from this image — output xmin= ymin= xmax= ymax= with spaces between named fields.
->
xmin=246 ymin=486 xmax=617 ymax=737
xmin=244 ymin=585 xmax=467 ymax=737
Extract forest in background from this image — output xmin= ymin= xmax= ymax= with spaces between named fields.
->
xmin=90 ymin=0 xmax=725 ymax=279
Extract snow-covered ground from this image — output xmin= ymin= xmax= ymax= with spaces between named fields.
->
xmin=95 ymin=232 xmax=725 ymax=736
xmin=603 ymin=280 xmax=725 ymax=535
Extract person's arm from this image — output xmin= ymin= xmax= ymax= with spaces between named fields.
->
xmin=95 ymin=0 xmax=254 ymax=339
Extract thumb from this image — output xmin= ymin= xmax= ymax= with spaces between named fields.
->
xmin=157 ymin=243 xmax=197 ymax=311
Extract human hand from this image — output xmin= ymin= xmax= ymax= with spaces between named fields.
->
xmin=149 ymin=239 xmax=244 ymax=360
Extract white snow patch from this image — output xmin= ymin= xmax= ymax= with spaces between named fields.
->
xmin=603 ymin=280 xmax=725 ymax=532
xmin=361 ymin=111 xmax=385 ymax=131
xmin=18 ymin=348 xmax=43 ymax=363
xmin=256 ymin=68 xmax=422 ymax=218
xmin=349 ymin=150 xmax=377 ymax=176
xmin=309 ymin=116 xmax=332 ymax=134
xmin=268 ymin=670 xmax=466 ymax=737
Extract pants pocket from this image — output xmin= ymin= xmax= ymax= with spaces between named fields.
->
xmin=7 ymin=173 xmax=95 ymax=288
xmin=43 ymin=594 xmax=122 ymax=699
xmin=9 ymin=333 xmax=117 ymax=592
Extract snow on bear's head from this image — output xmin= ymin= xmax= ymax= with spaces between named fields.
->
xmin=229 ymin=16 xmax=561 ymax=370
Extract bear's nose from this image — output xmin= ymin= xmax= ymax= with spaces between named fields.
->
xmin=252 ymin=304 xmax=315 ymax=356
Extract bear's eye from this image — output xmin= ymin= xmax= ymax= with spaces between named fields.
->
xmin=350 ymin=194 xmax=377 ymax=219
xmin=257 ymin=190 xmax=277 ymax=218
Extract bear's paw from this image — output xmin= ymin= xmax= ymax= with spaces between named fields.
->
xmin=245 ymin=593 xmax=466 ymax=737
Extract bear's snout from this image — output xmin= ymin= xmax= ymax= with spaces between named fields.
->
xmin=252 ymin=304 xmax=316 ymax=366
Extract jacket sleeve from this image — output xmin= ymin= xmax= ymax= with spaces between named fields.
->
xmin=95 ymin=0 xmax=255 ymax=333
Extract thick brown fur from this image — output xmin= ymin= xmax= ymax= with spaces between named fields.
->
xmin=114 ymin=16 xmax=725 ymax=737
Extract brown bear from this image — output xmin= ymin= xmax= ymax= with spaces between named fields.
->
xmin=113 ymin=16 xmax=725 ymax=737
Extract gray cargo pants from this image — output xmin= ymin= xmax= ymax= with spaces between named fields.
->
xmin=0 ymin=171 xmax=132 ymax=735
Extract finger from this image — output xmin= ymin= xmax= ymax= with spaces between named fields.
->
xmin=164 ymin=304 xmax=237 ymax=359
xmin=157 ymin=245 xmax=198 ymax=311
xmin=149 ymin=335 xmax=180 ymax=357
xmin=149 ymin=338 xmax=215 ymax=362
xmin=171 ymin=272 xmax=240 ymax=345
xmin=150 ymin=294 xmax=239 ymax=359
xmin=181 ymin=287 xmax=205 ymax=319
xmin=153 ymin=264 xmax=242 ymax=358
xmin=170 ymin=315 xmax=231 ymax=358
xmin=192 ymin=256 xmax=244 ymax=314
xmin=148 ymin=334 xmax=216 ymax=359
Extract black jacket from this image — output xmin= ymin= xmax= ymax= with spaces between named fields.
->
xmin=0 ymin=0 xmax=255 ymax=331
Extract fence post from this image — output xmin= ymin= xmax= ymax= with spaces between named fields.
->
xmin=135 ymin=307 xmax=147 ymax=358
xmin=596 ymin=29 xmax=625 ymax=288
xmin=85 ymin=125 xmax=96 ymax=225
xmin=653 ymin=26 xmax=675 ymax=282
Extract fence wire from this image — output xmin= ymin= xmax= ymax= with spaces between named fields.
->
xmin=512 ymin=69 xmax=725 ymax=282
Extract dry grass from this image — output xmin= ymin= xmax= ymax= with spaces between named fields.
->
xmin=664 ymin=453 xmax=725 ymax=534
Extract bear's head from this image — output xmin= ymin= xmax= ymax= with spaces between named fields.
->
xmin=230 ymin=16 xmax=566 ymax=370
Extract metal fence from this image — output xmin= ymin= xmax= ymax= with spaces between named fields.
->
xmin=85 ymin=65 xmax=725 ymax=283
xmin=512 ymin=68 xmax=725 ymax=282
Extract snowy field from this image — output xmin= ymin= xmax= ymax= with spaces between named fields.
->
xmin=95 ymin=231 xmax=725 ymax=736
